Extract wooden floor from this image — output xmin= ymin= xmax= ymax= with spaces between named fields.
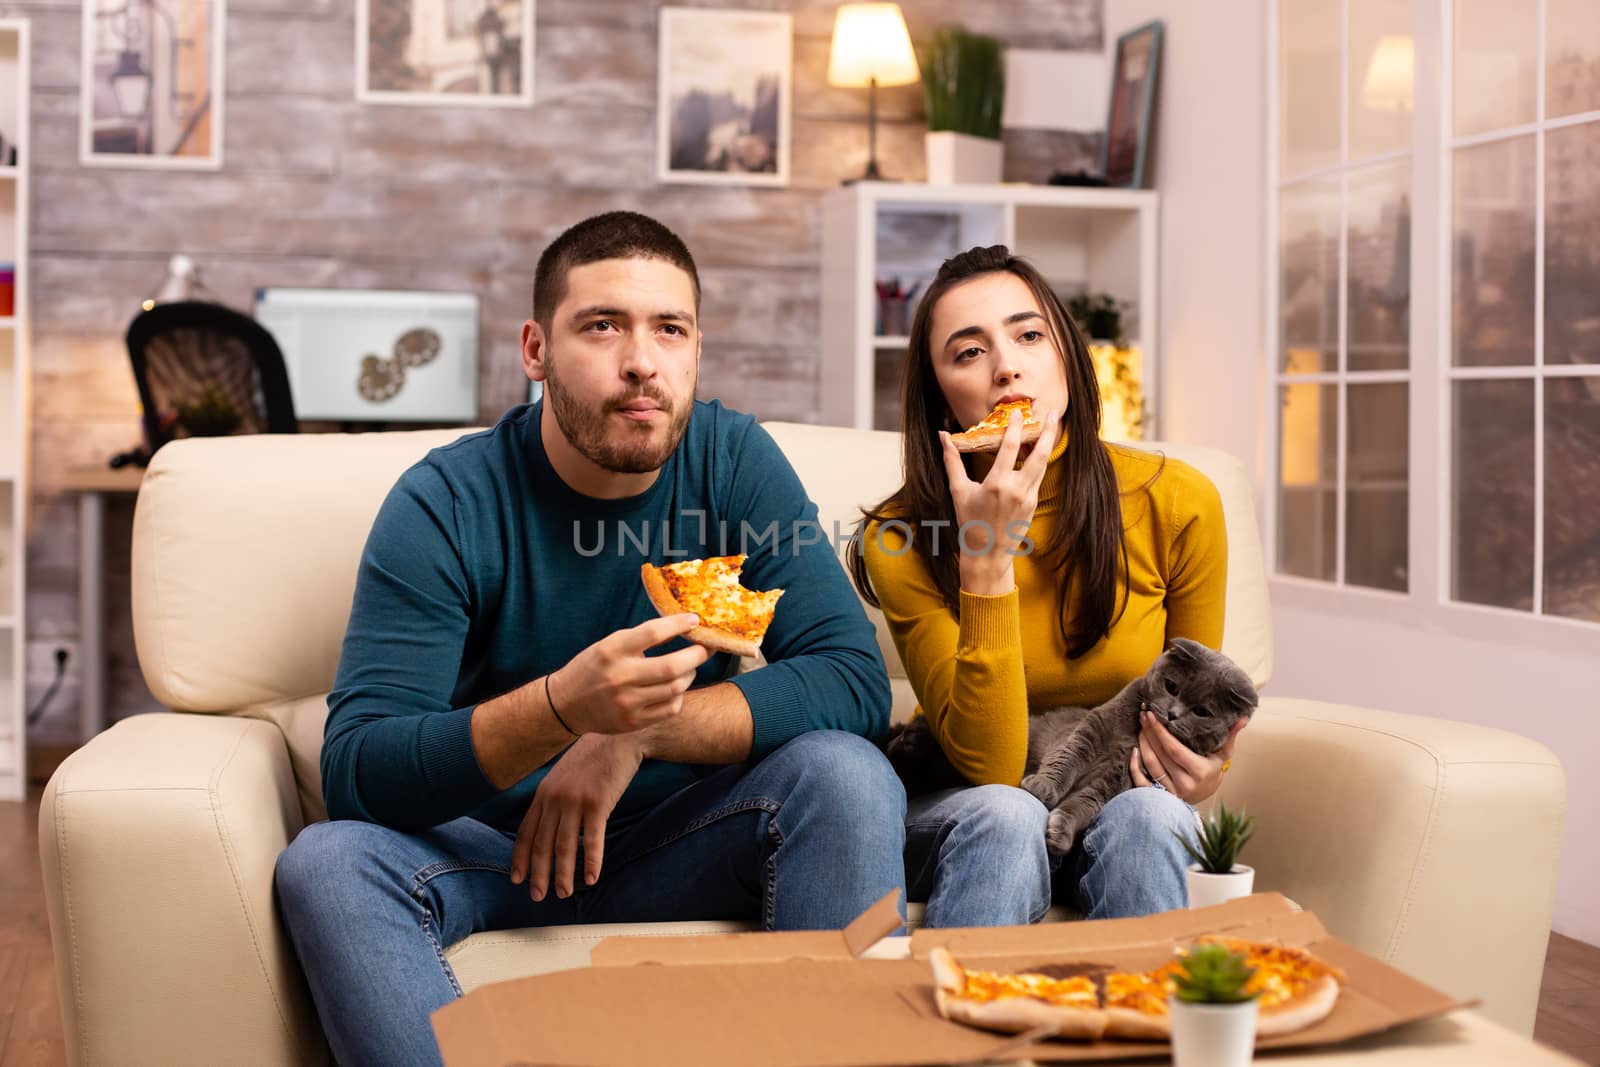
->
xmin=2 ymin=784 xmax=1599 ymax=1066
xmin=1 ymin=788 xmax=66 ymax=1066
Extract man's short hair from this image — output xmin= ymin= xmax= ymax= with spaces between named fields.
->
xmin=532 ymin=211 xmax=702 ymax=329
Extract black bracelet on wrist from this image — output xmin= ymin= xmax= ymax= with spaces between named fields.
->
xmin=544 ymin=673 xmax=577 ymax=737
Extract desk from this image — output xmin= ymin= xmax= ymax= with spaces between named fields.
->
xmin=62 ymin=465 xmax=145 ymax=741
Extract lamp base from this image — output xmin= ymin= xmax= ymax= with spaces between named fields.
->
xmin=843 ymin=159 xmax=884 ymax=185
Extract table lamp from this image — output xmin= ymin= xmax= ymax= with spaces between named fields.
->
xmin=827 ymin=2 xmax=920 ymax=182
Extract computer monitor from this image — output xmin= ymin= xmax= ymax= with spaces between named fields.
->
xmin=253 ymin=288 xmax=479 ymax=423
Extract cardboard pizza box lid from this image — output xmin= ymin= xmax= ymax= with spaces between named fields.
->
xmin=433 ymin=892 xmax=1475 ymax=1067
xmin=589 ymin=888 xmax=904 ymax=966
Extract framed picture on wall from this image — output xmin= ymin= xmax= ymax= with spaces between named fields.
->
xmin=79 ymin=0 xmax=226 ymax=169
xmin=1100 ymin=19 xmax=1163 ymax=189
xmin=357 ymin=0 xmax=534 ymax=107
xmin=657 ymin=7 xmax=792 ymax=186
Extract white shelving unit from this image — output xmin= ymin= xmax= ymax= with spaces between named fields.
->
xmin=0 ymin=19 xmax=27 ymax=799
xmin=820 ymin=182 xmax=1159 ymax=433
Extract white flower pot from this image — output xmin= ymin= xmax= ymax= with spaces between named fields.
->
xmin=1186 ymin=863 xmax=1255 ymax=908
xmin=1169 ymin=998 xmax=1259 ymax=1067
xmin=924 ymin=131 xmax=1003 ymax=185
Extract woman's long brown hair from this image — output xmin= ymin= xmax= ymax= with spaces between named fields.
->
xmin=848 ymin=245 xmax=1130 ymax=658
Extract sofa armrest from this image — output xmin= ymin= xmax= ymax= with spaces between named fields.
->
xmin=1226 ymin=697 xmax=1565 ymax=1037
xmin=38 ymin=713 xmax=328 ymax=1067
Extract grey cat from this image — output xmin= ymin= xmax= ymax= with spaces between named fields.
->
xmin=883 ymin=638 xmax=1258 ymax=856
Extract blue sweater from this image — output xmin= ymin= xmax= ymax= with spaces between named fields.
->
xmin=321 ymin=400 xmax=891 ymax=834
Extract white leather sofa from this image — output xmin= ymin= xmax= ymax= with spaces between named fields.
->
xmin=39 ymin=422 xmax=1565 ymax=1066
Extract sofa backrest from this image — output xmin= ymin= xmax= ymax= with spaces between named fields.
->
xmin=131 ymin=423 xmax=1272 ymax=822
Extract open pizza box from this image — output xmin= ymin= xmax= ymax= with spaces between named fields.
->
xmin=432 ymin=891 xmax=1473 ymax=1066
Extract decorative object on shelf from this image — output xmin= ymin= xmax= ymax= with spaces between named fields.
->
xmin=657 ymin=7 xmax=792 ymax=186
xmin=1179 ymin=799 xmax=1257 ymax=908
xmin=1089 ymin=340 xmax=1145 ymax=440
xmin=1002 ymin=48 xmax=1107 ymax=133
xmin=921 ymin=26 xmax=1004 ymax=185
xmin=253 ymin=288 xmax=479 ymax=423
xmin=357 ymin=0 xmax=533 ymax=107
xmin=827 ymin=2 xmax=918 ymax=183
xmin=1168 ymin=943 xmax=1262 ymax=1067
xmin=0 ymin=263 xmax=12 ymax=317
xmin=1101 ymin=19 xmax=1163 ymax=189
xmin=356 ymin=326 xmax=442 ymax=403
xmin=80 ymin=0 xmax=225 ymax=169
xmin=874 ymin=277 xmax=921 ymax=338
xmin=1068 ymin=291 xmax=1145 ymax=440
xmin=141 ymin=252 xmax=208 ymax=311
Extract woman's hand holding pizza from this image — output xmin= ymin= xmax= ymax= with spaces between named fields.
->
xmin=940 ymin=406 xmax=1059 ymax=597
xmin=545 ymin=614 xmax=710 ymax=735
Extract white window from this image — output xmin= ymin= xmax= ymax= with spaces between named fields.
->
xmin=1273 ymin=0 xmax=1413 ymax=593
xmin=1269 ymin=0 xmax=1600 ymax=630
xmin=1446 ymin=0 xmax=1600 ymax=623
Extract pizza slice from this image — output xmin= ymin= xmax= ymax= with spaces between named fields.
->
xmin=948 ymin=398 xmax=1045 ymax=453
xmin=1101 ymin=963 xmax=1183 ymax=1039
xmin=639 ymin=555 xmax=785 ymax=658
xmin=929 ymin=947 xmax=1109 ymax=1041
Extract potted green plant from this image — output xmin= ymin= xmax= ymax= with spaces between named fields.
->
xmin=921 ymin=27 xmax=1004 ymax=184
xmin=1168 ymin=943 xmax=1261 ymax=1067
xmin=1066 ymin=291 xmax=1125 ymax=344
xmin=176 ymin=386 xmax=243 ymax=438
xmin=1178 ymin=800 xmax=1256 ymax=908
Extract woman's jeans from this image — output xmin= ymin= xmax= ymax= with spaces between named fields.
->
xmin=903 ymin=783 xmax=1200 ymax=927
xmin=274 ymin=731 xmax=906 ymax=1067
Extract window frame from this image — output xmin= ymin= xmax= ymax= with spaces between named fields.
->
xmin=1264 ymin=0 xmax=1600 ymax=657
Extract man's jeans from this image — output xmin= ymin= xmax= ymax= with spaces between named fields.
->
xmin=273 ymin=731 xmax=906 ymax=1067
xmin=905 ymin=784 xmax=1199 ymax=926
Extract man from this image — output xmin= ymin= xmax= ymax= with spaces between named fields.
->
xmin=274 ymin=212 xmax=903 ymax=1067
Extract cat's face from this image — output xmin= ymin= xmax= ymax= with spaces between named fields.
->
xmin=1141 ymin=638 xmax=1258 ymax=755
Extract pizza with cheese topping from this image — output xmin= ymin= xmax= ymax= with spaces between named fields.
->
xmin=948 ymin=398 xmax=1045 ymax=453
xmin=639 ymin=555 xmax=784 ymax=658
xmin=929 ymin=938 xmax=1343 ymax=1042
xmin=930 ymin=947 xmax=1108 ymax=1040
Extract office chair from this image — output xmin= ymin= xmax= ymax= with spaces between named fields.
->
xmin=123 ymin=300 xmax=298 ymax=462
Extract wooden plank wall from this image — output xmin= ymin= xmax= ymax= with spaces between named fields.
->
xmin=7 ymin=0 xmax=1100 ymax=733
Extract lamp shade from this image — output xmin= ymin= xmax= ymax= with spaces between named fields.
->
xmin=1361 ymin=35 xmax=1414 ymax=111
xmin=827 ymin=3 xmax=920 ymax=88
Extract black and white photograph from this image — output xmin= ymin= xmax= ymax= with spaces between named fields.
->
xmin=356 ymin=0 xmax=533 ymax=107
xmin=79 ymin=0 xmax=225 ymax=168
xmin=657 ymin=7 xmax=791 ymax=186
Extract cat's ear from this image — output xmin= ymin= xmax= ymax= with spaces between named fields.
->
xmin=1227 ymin=685 xmax=1258 ymax=709
xmin=1167 ymin=637 xmax=1204 ymax=659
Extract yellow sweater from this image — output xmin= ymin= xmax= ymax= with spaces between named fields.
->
xmin=862 ymin=437 xmax=1228 ymax=787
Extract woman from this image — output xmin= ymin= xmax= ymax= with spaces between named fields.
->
xmin=850 ymin=244 xmax=1245 ymax=926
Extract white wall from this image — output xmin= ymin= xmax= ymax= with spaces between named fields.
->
xmin=1106 ymin=0 xmax=1597 ymax=945
xmin=1107 ymin=0 xmax=1269 ymax=473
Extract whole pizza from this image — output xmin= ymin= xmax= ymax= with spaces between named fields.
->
xmin=930 ymin=936 xmax=1345 ymax=1041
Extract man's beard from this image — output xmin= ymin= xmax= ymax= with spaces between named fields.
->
xmin=544 ymin=355 xmax=695 ymax=475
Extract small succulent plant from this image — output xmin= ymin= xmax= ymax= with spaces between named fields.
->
xmin=1171 ymin=943 xmax=1260 ymax=1004
xmin=1177 ymin=799 xmax=1255 ymax=875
